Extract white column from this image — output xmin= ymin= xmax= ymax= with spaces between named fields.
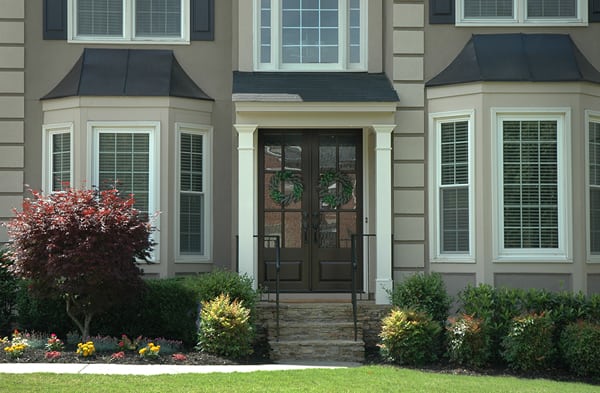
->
xmin=234 ymin=124 xmax=258 ymax=287
xmin=373 ymin=125 xmax=396 ymax=304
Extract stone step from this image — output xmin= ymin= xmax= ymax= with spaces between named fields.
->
xmin=258 ymin=303 xmax=356 ymax=323
xmin=270 ymin=340 xmax=365 ymax=363
xmin=269 ymin=322 xmax=361 ymax=341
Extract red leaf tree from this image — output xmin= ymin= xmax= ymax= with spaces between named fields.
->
xmin=5 ymin=187 xmax=154 ymax=339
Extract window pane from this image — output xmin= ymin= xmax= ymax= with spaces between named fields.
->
xmin=136 ymin=0 xmax=181 ymax=37
xmin=440 ymin=121 xmax=468 ymax=185
xmin=527 ymin=0 xmax=576 ymax=18
xmin=464 ymin=0 xmax=513 ymax=18
xmin=98 ymin=132 xmax=150 ymax=215
xmin=78 ymin=0 xmax=123 ymax=36
xmin=51 ymin=133 xmax=71 ymax=192
xmin=180 ymin=193 xmax=204 ymax=254
xmin=441 ymin=187 xmax=469 ymax=252
xmin=502 ymin=120 xmax=558 ymax=249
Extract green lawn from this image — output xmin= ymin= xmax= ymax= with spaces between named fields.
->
xmin=1 ymin=366 xmax=599 ymax=393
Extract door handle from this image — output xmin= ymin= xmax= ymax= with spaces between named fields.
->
xmin=312 ymin=212 xmax=320 ymax=243
xmin=302 ymin=212 xmax=308 ymax=243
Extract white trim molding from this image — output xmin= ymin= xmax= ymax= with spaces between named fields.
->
xmin=491 ymin=108 xmax=572 ymax=263
xmin=428 ymin=110 xmax=476 ymax=263
xmin=42 ymin=122 xmax=74 ymax=193
xmin=175 ymin=123 xmax=213 ymax=263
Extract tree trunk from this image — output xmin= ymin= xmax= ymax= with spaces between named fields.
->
xmin=65 ymin=296 xmax=94 ymax=339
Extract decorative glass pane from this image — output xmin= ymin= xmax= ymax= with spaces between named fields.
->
xmin=340 ymin=173 xmax=357 ymax=210
xmin=51 ymin=133 xmax=71 ymax=192
xmin=135 ymin=0 xmax=181 ymax=37
xmin=319 ymin=145 xmax=336 ymax=169
xmin=502 ymin=120 xmax=558 ymax=249
xmin=264 ymin=144 xmax=282 ymax=170
xmin=77 ymin=0 xmax=124 ymax=36
xmin=464 ymin=0 xmax=513 ymax=18
xmin=339 ymin=145 xmax=356 ymax=171
xmin=264 ymin=173 xmax=279 ymax=209
xmin=284 ymin=212 xmax=302 ymax=248
xmin=284 ymin=145 xmax=302 ymax=171
xmin=339 ymin=212 xmax=356 ymax=248
xmin=319 ymin=212 xmax=337 ymax=248
xmin=264 ymin=212 xmax=282 ymax=248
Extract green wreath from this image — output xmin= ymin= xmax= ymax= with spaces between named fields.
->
xmin=269 ymin=170 xmax=304 ymax=206
xmin=319 ymin=169 xmax=354 ymax=209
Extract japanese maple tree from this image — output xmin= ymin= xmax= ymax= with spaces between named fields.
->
xmin=5 ymin=187 xmax=154 ymax=339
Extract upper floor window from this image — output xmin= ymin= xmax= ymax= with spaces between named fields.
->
xmin=256 ymin=0 xmax=366 ymax=71
xmin=69 ymin=0 xmax=189 ymax=43
xmin=457 ymin=0 xmax=587 ymax=25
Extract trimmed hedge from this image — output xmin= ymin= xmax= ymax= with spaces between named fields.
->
xmin=560 ymin=321 xmax=600 ymax=377
xmin=389 ymin=273 xmax=451 ymax=326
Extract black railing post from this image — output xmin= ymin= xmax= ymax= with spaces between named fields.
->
xmin=274 ymin=236 xmax=281 ymax=342
xmin=351 ymin=234 xmax=358 ymax=341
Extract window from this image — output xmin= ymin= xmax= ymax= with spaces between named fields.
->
xmin=176 ymin=124 xmax=211 ymax=261
xmin=429 ymin=112 xmax=474 ymax=262
xmin=43 ymin=124 xmax=73 ymax=193
xmin=69 ymin=0 xmax=189 ymax=42
xmin=457 ymin=0 xmax=587 ymax=25
xmin=587 ymin=113 xmax=600 ymax=259
xmin=257 ymin=0 xmax=366 ymax=70
xmin=494 ymin=110 xmax=571 ymax=261
xmin=91 ymin=123 xmax=159 ymax=219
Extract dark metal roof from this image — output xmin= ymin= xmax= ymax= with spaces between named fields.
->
xmin=427 ymin=34 xmax=600 ymax=87
xmin=42 ymin=48 xmax=213 ymax=100
xmin=232 ymin=71 xmax=399 ymax=102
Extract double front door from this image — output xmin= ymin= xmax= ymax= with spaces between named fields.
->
xmin=258 ymin=130 xmax=363 ymax=292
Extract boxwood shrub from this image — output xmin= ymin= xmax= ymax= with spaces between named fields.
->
xmin=560 ymin=321 xmax=600 ymax=377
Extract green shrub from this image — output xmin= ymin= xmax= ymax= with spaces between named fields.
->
xmin=94 ymin=278 xmax=199 ymax=346
xmin=501 ymin=312 xmax=555 ymax=372
xmin=389 ymin=273 xmax=451 ymax=326
xmin=379 ymin=308 xmax=441 ymax=366
xmin=0 ymin=249 xmax=18 ymax=335
xmin=446 ymin=314 xmax=492 ymax=368
xmin=560 ymin=321 xmax=600 ymax=377
xmin=181 ymin=269 xmax=258 ymax=313
xmin=197 ymin=293 xmax=254 ymax=359
xmin=15 ymin=281 xmax=74 ymax=337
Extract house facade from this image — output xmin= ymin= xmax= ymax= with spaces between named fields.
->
xmin=0 ymin=0 xmax=599 ymax=305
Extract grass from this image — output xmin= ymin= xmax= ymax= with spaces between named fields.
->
xmin=1 ymin=366 xmax=599 ymax=393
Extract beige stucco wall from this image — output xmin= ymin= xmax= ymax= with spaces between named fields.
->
xmin=24 ymin=1 xmax=235 ymax=275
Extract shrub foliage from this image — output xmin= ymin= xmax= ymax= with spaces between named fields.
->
xmin=197 ymin=293 xmax=254 ymax=359
xmin=389 ymin=273 xmax=451 ymax=326
xmin=446 ymin=314 xmax=492 ymax=368
xmin=5 ymin=187 xmax=154 ymax=338
xmin=501 ymin=312 xmax=555 ymax=372
xmin=560 ymin=321 xmax=600 ymax=377
xmin=379 ymin=308 xmax=441 ymax=366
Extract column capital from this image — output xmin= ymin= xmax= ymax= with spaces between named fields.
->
xmin=234 ymin=124 xmax=258 ymax=135
xmin=371 ymin=124 xmax=396 ymax=134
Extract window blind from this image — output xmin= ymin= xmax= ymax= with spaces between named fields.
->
xmin=527 ymin=0 xmax=577 ymax=17
xmin=135 ymin=0 xmax=181 ymax=37
xmin=180 ymin=132 xmax=204 ymax=254
xmin=590 ymin=122 xmax=600 ymax=253
xmin=77 ymin=0 xmax=123 ymax=36
xmin=464 ymin=0 xmax=513 ymax=17
xmin=51 ymin=133 xmax=71 ymax=192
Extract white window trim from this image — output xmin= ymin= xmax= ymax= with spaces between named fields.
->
xmin=585 ymin=110 xmax=600 ymax=263
xmin=253 ymin=0 xmax=368 ymax=71
xmin=67 ymin=0 xmax=190 ymax=44
xmin=491 ymin=108 xmax=572 ymax=263
xmin=175 ymin=123 xmax=212 ymax=263
xmin=87 ymin=121 xmax=161 ymax=262
xmin=429 ymin=110 xmax=476 ymax=263
xmin=42 ymin=122 xmax=74 ymax=194
xmin=456 ymin=0 xmax=588 ymax=26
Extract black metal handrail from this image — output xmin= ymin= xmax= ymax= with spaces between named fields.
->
xmin=350 ymin=233 xmax=375 ymax=342
xmin=254 ymin=234 xmax=281 ymax=342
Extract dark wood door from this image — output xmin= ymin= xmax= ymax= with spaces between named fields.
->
xmin=258 ymin=130 xmax=362 ymax=292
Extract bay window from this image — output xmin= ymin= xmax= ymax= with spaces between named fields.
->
xmin=43 ymin=124 xmax=73 ymax=193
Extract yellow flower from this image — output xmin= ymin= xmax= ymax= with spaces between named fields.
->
xmin=139 ymin=347 xmax=147 ymax=355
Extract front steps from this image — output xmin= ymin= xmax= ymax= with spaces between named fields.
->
xmin=257 ymin=302 xmax=365 ymax=363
